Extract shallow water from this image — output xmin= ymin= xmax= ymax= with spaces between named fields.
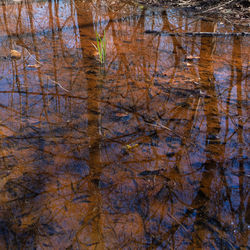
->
xmin=0 ymin=0 xmax=249 ymax=249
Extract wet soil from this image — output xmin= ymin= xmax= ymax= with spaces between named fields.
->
xmin=0 ymin=0 xmax=249 ymax=249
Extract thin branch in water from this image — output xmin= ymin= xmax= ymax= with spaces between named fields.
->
xmin=166 ymin=210 xmax=189 ymax=233
xmin=144 ymin=121 xmax=202 ymax=149
xmin=24 ymin=47 xmax=42 ymax=65
xmin=47 ymin=77 xmax=70 ymax=92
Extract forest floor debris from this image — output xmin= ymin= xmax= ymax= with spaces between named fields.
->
xmin=138 ymin=0 xmax=249 ymax=27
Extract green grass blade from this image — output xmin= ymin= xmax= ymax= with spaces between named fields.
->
xmin=94 ymin=31 xmax=106 ymax=64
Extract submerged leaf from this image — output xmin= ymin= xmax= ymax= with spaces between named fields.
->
xmin=126 ymin=144 xmax=139 ymax=150
xmin=138 ymin=169 xmax=162 ymax=176
xmin=27 ymin=64 xmax=41 ymax=69
xmin=10 ymin=50 xmax=21 ymax=59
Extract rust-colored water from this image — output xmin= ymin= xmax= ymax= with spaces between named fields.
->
xmin=0 ymin=0 xmax=249 ymax=249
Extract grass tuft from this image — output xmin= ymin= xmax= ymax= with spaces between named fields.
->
xmin=92 ymin=31 xmax=106 ymax=64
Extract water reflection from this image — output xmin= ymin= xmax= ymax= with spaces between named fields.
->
xmin=0 ymin=0 xmax=249 ymax=249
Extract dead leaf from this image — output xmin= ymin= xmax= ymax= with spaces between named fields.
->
xmin=183 ymin=62 xmax=192 ymax=66
xmin=10 ymin=50 xmax=21 ymax=59
xmin=115 ymin=112 xmax=129 ymax=117
xmin=186 ymin=55 xmax=200 ymax=60
xmin=126 ymin=144 xmax=139 ymax=150
xmin=0 ymin=125 xmax=14 ymax=137
xmin=27 ymin=64 xmax=41 ymax=69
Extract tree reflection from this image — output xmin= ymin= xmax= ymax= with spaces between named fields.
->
xmin=0 ymin=0 xmax=248 ymax=249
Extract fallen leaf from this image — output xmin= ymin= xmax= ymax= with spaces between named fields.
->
xmin=186 ymin=55 xmax=200 ymax=60
xmin=183 ymin=62 xmax=192 ymax=66
xmin=10 ymin=50 xmax=21 ymax=59
xmin=126 ymin=144 xmax=139 ymax=150
xmin=115 ymin=112 xmax=129 ymax=117
xmin=0 ymin=125 xmax=14 ymax=137
xmin=27 ymin=64 xmax=41 ymax=69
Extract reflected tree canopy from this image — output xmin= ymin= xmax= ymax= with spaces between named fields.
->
xmin=0 ymin=0 xmax=249 ymax=249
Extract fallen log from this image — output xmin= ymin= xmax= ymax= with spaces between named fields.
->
xmin=145 ymin=30 xmax=250 ymax=36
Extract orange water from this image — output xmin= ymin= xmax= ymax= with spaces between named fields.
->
xmin=0 ymin=0 xmax=249 ymax=249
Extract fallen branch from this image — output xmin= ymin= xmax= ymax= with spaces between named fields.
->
xmin=145 ymin=30 xmax=250 ymax=36
xmin=201 ymin=0 xmax=235 ymax=13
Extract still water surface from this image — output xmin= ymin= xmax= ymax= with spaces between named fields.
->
xmin=0 ymin=0 xmax=249 ymax=249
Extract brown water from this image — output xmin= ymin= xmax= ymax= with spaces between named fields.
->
xmin=0 ymin=0 xmax=249 ymax=249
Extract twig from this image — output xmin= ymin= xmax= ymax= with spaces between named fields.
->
xmin=202 ymin=0 xmax=235 ymax=13
xmin=24 ymin=48 xmax=42 ymax=65
xmin=144 ymin=121 xmax=205 ymax=150
xmin=166 ymin=211 xmax=189 ymax=233
xmin=145 ymin=121 xmax=190 ymax=142
xmin=47 ymin=77 xmax=69 ymax=92
xmin=193 ymin=97 xmax=201 ymax=125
